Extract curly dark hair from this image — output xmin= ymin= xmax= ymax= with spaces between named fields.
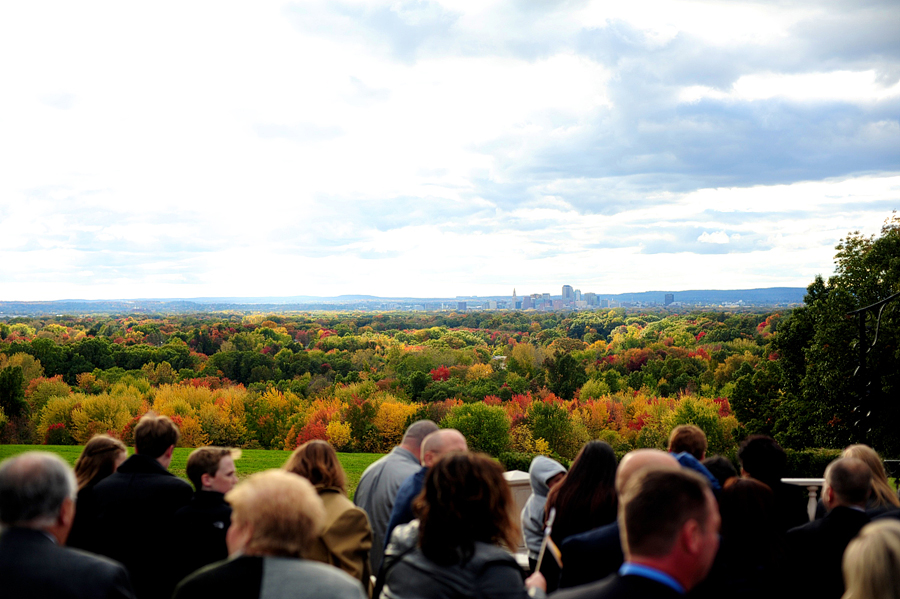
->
xmin=414 ymin=452 xmax=519 ymax=566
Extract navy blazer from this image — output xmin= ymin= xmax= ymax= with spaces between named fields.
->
xmin=559 ymin=521 xmax=624 ymax=589
xmin=552 ymin=573 xmax=683 ymax=599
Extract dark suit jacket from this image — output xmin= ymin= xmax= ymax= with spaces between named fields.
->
xmin=0 ymin=527 xmax=136 ymax=599
xmin=92 ymin=454 xmax=193 ymax=599
xmin=769 ymin=480 xmax=811 ymax=533
xmin=171 ymin=490 xmax=232 ymax=587
xmin=552 ymin=573 xmax=683 ymax=599
xmin=559 ymin=521 xmax=623 ymax=589
xmin=785 ymin=506 xmax=870 ymax=599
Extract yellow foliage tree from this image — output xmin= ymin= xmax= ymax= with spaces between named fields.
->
xmin=575 ymin=401 xmax=611 ymax=438
xmin=373 ymin=401 xmax=418 ymax=450
xmin=0 ymin=353 xmax=45 ymax=387
xmin=178 ymin=415 xmax=210 ymax=448
xmin=69 ymin=390 xmax=143 ymax=444
xmin=466 ymin=363 xmax=494 ymax=381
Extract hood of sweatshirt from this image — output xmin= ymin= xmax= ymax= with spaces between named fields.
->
xmin=528 ymin=455 xmax=567 ymax=498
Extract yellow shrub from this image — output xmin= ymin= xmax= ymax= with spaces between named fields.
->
xmin=510 ymin=424 xmax=536 ymax=453
xmin=326 ymin=420 xmax=352 ymax=451
xmin=510 ymin=424 xmax=553 ymax=456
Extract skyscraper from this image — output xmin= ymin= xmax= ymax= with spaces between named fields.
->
xmin=562 ymin=285 xmax=574 ymax=302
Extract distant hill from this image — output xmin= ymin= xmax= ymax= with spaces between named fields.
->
xmin=0 ymin=287 xmax=807 ymax=316
xmin=606 ymin=287 xmax=806 ymax=305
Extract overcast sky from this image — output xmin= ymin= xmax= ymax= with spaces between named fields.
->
xmin=1 ymin=0 xmax=898 ymax=301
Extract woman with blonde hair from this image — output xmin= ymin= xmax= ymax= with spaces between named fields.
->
xmin=842 ymin=519 xmax=900 ymax=599
xmin=67 ymin=434 xmax=128 ymax=551
xmin=173 ymin=470 xmax=367 ymax=599
xmin=842 ymin=444 xmax=900 ymax=512
xmin=284 ymin=440 xmax=373 ymax=586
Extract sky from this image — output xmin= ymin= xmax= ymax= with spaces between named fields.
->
xmin=1 ymin=0 xmax=898 ymax=301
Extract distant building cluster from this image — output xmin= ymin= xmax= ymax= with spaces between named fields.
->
xmin=448 ymin=286 xmax=676 ymax=312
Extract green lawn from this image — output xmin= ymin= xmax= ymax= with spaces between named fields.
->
xmin=0 ymin=445 xmax=383 ymax=500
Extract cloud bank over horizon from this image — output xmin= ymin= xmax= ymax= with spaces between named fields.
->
xmin=0 ymin=0 xmax=897 ymax=301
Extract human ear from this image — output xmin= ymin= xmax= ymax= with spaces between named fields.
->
xmin=682 ymin=519 xmax=703 ymax=555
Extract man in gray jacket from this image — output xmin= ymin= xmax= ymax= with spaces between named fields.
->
xmin=354 ymin=419 xmax=439 ymax=572
xmin=521 ymin=455 xmax=567 ymax=570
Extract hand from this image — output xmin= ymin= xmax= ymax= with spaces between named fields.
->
xmin=525 ymin=572 xmax=547 ymax=592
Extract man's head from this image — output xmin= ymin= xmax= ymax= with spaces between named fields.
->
xmin=400 ymin=420 xmax=439 ymax=455
xmin=619 ymin=468 xmax=720 ymax=591
xmin=0 ymin=452 xmax=77 ymax=543
xmin=186 ymin=447 xmax=239 ymax=493
xmin=420 ymin=429 xmax=468 ymax=467
xmin=134 ymin=412 xmax=180 ymax=468
xmin=738 ymin=435 xmax=787 ymax=482
xmin=823 ymin=457 xmax=872 ymax=511
xmin=226 ymin=470 xmax=326 ymax=558
xmin=616 ymin=449 xmax=680 ymax=495
xmin=668 ymin=425 xmax=708 ymax=461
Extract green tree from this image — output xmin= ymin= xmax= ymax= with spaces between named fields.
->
xmin=769 ymin=214 xmax=900 ymax=453
xmin=544 ymin=351 xmax=587 ymax=400
xmin=0 ymin=366 xmax=27 ymax=418
xmin=441 ymin=403 xmax=510 ymax=456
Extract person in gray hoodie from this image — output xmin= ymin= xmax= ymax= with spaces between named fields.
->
xmin=521 ymin=456 xmax=567 ymax=570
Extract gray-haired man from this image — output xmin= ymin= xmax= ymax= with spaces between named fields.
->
xmin=0 ymin=451 xmax=136 ymax=599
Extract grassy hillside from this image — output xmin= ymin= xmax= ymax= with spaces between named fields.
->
xmin=0 ymin=445 xmax=383 ymax=500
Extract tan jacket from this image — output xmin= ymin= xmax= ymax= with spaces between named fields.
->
xmin=306 ymin=487 xmax=373 ymax=588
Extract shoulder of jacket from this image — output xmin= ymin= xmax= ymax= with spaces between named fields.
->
xmin=384 ymin=520 xmax=419 ymax=557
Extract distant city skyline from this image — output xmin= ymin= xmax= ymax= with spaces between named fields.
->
xmin=1 ymin=2 xmax=897 ymax=301
xmin=0 ymin=286 xmax=807 ymax=317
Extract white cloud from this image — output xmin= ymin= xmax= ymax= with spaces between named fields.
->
xmin=697 ymin=231 xmax=730 ymax=244
xmin=680 ymin=70 xmax=900 ymax=105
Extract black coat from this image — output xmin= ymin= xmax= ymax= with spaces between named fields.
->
xmin=691 ymin=535 xmax=787 ymax=599
xmin=91 ymin=454 xmax=193 ymax=599
xmin=171 ymin=490 xmax=232 ymax=586
xmin=558 ymin=522 xmax=623 ymax=589
xmin=552 ymin=573 xmax=682 ymax=599
xmin=0 ymin=527 xmax=136 ymax=599
xmin=784 ymin=506 xmax=870 ymax=599
xmin=67 ymin=479 xmax=103 ymax=553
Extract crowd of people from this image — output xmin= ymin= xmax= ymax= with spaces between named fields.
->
xmin=0 ymin=414 xmax=899 ymax=599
